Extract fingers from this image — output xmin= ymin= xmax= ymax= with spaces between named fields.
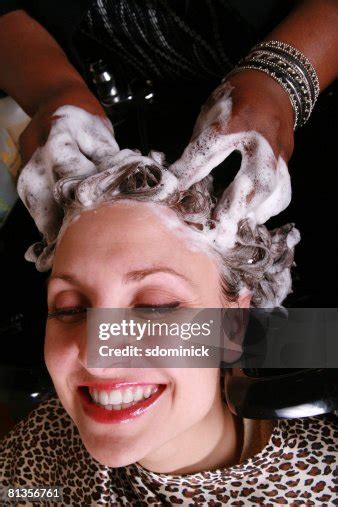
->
xmin=17 ymin=148 xmax=63 ymax=244
xmin=53 ymin=105 xmax=119 ymax=161
xmin=44 ymin=126 xmax=96 ymax=180
xmin=170 ymin=124 xmax=292 ymax=251
xmin=191 ymin=80 xmax=233 ymax=138
xmin=169 ymin=81 xmax=237 ymax=188
xmin=39 ymin=116 xmax=99 ymax=233
xmin=45 ymin=105 xmax=119 ymax=179
xmin=169 ymin=126 xmax=239 ymax=190
xmin=213 ymin=132 xmax=291 ymax=249
xmin=169 ymin=82 xmax=235 ymax=189
xmin=17 ymin=105 xmax=120 ymax=245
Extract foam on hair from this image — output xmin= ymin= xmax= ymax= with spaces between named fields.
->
xmin=17 ymin=102 xmax=300 ymax=307
xmin=17 ymin=144 xmax=299 ymax=307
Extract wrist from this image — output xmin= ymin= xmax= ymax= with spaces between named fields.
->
xmin=227 ymin=69 xmax=295 ymax=129
xmin=36 ymin=82 xmax=106 ymax=119
xmin=18 ymin=83 xmax=108 ymax=167
xmin=225 ymin=70 xmax=295 ymax=160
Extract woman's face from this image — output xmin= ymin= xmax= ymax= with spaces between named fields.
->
xmin=45 ymin=201 xmax=245 ymax=469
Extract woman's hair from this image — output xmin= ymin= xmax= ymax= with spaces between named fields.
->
xmin=50 ymin=156 xmax=298 ymax=308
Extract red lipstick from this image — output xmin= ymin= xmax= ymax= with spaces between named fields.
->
xmin=78 ymin=383 xmax=166 ymax=424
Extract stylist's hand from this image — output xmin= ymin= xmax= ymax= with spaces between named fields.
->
xmin=169 ymin=70 xmax=295 ymax=246
xmin=18 ymin=84 xmax=116 ymax=166
xmin=170 ymin=69 xmax=295 ymax=187
xmin=17 ymin=89 xmax=119 ymax=248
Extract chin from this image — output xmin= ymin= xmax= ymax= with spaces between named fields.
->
xmin=79 ymin=431 xmax=152 ymax=468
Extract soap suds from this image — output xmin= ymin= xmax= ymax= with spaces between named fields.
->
xmin=169 ymin=82 xmax=292 ymax=251
xmin=17 ymin=103 xmax=299 ymax=306
xmin=17 ymin=105 xmax=119 ymax=247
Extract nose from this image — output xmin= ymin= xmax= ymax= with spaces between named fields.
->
xmin=78 ymin=334 xmax=119 ymax=377
xmin=76 ymin=309 xmax=130 ymax=375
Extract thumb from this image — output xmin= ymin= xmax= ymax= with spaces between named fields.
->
xmin=169 ymin=127 xmax=240 ymax=190
xmin=213 ymin=133 xmax=291 ymax=250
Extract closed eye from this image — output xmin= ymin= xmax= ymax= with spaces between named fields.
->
xmin=133 ymin=302 xmax=180 ymax=318
xmin=47 ymin=307 xmax=87 ymax=322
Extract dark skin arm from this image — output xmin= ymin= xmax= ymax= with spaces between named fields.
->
xmin=172 ymin=0 xmax=338 ymax=177
xmin=0 ymin=10 xmax=106 ymax=165
xmin=0 ymin=10 xmax=101 ymax=116
xmin=0 ymin=1 xmax=338 ymax=168
xmin=266 ymin=0 xmax=338 ymax=91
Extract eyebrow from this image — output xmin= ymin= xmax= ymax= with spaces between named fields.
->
xmin=125 ymin=267 xmax=191 ymax=283
xmin=47 ymin=267 xmax=193 ymax=288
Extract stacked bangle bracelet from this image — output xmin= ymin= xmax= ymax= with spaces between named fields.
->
xmin=225 ymin=40 xmax=320 ymax=130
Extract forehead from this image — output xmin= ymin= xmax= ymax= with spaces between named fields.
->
xmin=53 ymin=200 xmax=217 ymax=272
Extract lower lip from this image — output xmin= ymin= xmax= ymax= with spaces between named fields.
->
xmin=78 ymin=386 xmax=166 ymax=424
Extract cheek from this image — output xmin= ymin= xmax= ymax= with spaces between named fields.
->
xmin=44 ymin=323 xmax=77 ymax=384
xmin=171 ymin=369 xmax=219 ymax=416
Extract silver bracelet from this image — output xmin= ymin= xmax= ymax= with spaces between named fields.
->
xmin=227 ymin=63 xmax=301 ymax=129
xmin=224 ymin=40 xmax=320 ymax=130
xmin=254 ymin=41 xmax=320 ymax=103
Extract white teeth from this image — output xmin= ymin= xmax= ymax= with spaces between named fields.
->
xmin=109 ymin=390 xmax=123 ymax=405
xmin=99 ymin=391 xmax=109 ymax=405
xmin=88 ymin=385 xmax=159 ymax=408
xmin=143 ymin=386 xmax=152 ymax=398
xmin=122 ymin=389 xmax=134 ymax=404
xmin=133 ymin=386 xmax=143 ymax=402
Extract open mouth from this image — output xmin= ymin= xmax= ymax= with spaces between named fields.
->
xmin=78 ymin=384 xmax=166 ymax=423
xmin=87 ymin=384 xmax=159 ymax=410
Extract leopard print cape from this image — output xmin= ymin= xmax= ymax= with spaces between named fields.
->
xmin=0 ymin=398 xmax=337 ymax=506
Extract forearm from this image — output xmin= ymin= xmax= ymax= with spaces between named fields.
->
xmin=0 ymin=10 xmax=104 ymax=117
xmin=265 ymin=0 xmax=338 ymax=91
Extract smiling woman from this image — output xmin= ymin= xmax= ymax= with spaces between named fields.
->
xmin=1 ymin=132 xmax=337 ymax=505
xmin=1 ymin=0 xmax=338 ymax=500
xmin=43 ymin=199 xmax=241 ymax=471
